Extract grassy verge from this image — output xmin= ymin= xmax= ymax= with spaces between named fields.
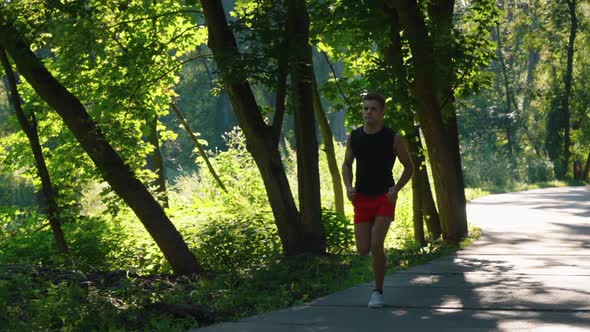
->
xmin=0 ymin=227 xmax=480 ymax=331
xmin=465 ymin=179 xmax=587 ymax=201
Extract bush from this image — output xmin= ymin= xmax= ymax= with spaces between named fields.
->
xmin=0 ymin=174 xmax=35 ymax=207
xmin=525 ymin=155 xmax=555 ymax=183
xmin=190 ymin=213 xmax=282 ymax=273
xmin=322 ymin=209 xmax=354 ymax=254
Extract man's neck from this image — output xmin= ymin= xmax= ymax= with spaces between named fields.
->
xmin=363 ymin=123 xmax=384 ymax=134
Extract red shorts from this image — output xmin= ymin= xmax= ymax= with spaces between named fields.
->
xmin=353 ymin=193 xmax=396 ymax=224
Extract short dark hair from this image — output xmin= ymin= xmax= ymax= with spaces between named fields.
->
xmin=362 ymin=92 xmax=385 ymax=109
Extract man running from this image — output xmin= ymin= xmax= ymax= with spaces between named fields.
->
xmin=342 ymin=92 xmax=414 ymax=308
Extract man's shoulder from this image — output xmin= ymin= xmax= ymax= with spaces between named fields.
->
xmin=383 ymin=126 xmax=397 ymax=137
xmin=350 ymin=126 xmax=364 ymax=138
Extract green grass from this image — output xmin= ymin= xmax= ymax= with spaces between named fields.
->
xmin=0 ymin=230 xmax=478 ymax=331
xmin=465 ymin=178 xmax=587 ymax=202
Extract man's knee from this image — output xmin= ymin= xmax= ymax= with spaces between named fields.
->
xmin=357 ymin=244 xmax=370 ymax=256
xmin=370 ymin=244 xmax=385 ymax=256
xmin=370 ymin=241 xmax=385 ymax=256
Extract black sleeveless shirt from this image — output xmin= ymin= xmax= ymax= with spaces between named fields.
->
xmin=351 ymin=126 xmax=396 ymax=196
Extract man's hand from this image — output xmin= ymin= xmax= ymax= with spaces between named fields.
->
xmin=386 ymin=186 xmax=398 ymax=203
xmin=346 ymin=186 xmax=356 ymax=201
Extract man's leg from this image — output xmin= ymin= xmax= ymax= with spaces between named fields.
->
xmin=354 ymin=221 xmax=373 ymax=256
xmin=371 ymin=216 xmax=392 ymax=291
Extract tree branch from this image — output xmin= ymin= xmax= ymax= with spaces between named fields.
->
xmin=320 ymin=50 xmax=355 ymax=110
xmin=106 ymin=10 xmax=203 ymax=30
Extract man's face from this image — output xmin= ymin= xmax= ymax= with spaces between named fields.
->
xmin=362 ymin=99 xmax=384 ymax=125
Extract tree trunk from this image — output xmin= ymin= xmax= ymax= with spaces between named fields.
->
xmin=0 ymin=21 xmax=201 ymax=275
xmin=522 ymin=49 xmax=542 ymax=158
xmin=494 ymin=23 xmax=516 ymax=159
xmin=583 ymin=150 xmax=590 ymax=181
xmin=170 ymin=103 xmax=227 ymax=192
xmin=523 ymin=49 xmax=540 ymax=112
xmin=408 ymin=134 xmax=426 ymax=246
xmin=312 ymin=75 xmax=344 ymax=216
xmin=383 ymin=4 xmax=442 ymax=242
xmin=200 ymin=0 xmax=325 ymax=255
xmin=287 ymin=0 xmax=325 ymax=252
xmin=146 ymin=113 xmax=168 ymax=208
xmin=391 ymin=0 xmax=468 ymax=244
xmin=407 ymin=132 xmax=441 ymax=241
xmin=427 ymin=0 xmax=468 ymax=241
xmin=562 ymin=0 xmax=577 ymax=178
xmin=0 ymin=49 xmax=69 ymax=255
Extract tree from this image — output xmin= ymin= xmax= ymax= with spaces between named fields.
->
xmin=312 ymin=75 xmax=345 ymax=216
xmin=562 ymin=0 xmax=577 ymax=177
xmin=382 ymin=5 xmax=441 ymax=243
xmin=199 ymin=0 xmax=326 ymax=254
xmin=0 ymin=1 xmax=208 ymax=220
xmin=287 ymin=0 xmax=326 ymax=250
xmin=0 ymin=18 xmax=202 ymax=275
xmin=388 ymin=0 xmax=469 ymax=243
xmin=145 ymin=112 xmax=169 ymax=208
xmin=545 ymin=0 xmax=578 ymax=178
xmin=0 ymin=49 xmax=69 ymax=254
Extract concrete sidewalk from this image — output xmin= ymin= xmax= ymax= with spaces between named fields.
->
xmin=193 ymin=186 xmax=590 ymax=331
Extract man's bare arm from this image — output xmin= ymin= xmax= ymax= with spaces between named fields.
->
xmin=342 ymin=134 xmax=355 ymax=201
xmin=390 ymin=133 xmax=414 ymax=194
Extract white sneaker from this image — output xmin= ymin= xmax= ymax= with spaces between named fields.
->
xmin=368 ymin=290 xmax=384 ymax=308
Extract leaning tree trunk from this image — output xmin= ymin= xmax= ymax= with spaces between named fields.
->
xmin=0 ymin=49 xmax=69 ymax=254
xmin=286 ymin=0 xmax=325 ymax=252
xmin=146 ymin=113 xmax=168 ymax=208
xmin=200 ymin=0 xmax=326 ymax=255
xmin=170 ymin=103 xmax=227 ymax=192
xmin=391 ymin=0 xmax=468 ymax=244
xmin=312 ymin=69 xmax=344 ymax=216
xmin=0 ymin=20 xmax=201 ymax=275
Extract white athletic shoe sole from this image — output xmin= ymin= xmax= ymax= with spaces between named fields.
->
xmin=368 ymin=291 xmax=384 ymax=308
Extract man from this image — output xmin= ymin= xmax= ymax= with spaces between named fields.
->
xmin=342 ymin=92 xmax=414 ymax=308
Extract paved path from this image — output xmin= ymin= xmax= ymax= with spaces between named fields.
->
xmin=194 ymin=186 xmax=590 ymax=331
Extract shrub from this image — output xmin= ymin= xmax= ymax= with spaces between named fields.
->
xmin=525 ymin=155 xmax=555 ymax=183
xmin=190 ymin=213 xmax=282 ymax=273
xmin=322 ymin=209 xmax=354 ymax=254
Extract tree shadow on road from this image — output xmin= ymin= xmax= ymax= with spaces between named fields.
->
xmin=384 ymin=247 xmax=590 ymax=331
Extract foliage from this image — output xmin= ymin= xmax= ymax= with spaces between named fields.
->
xmin=0 ymin=173 xmax=35 ymax=207
xmin=309 ymin=0 xmax=499 ymax=133
xmin=0 ymin=0 xmax=207 ymax=216
xmin=459 ymin=0 xmax=590 ymax=184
